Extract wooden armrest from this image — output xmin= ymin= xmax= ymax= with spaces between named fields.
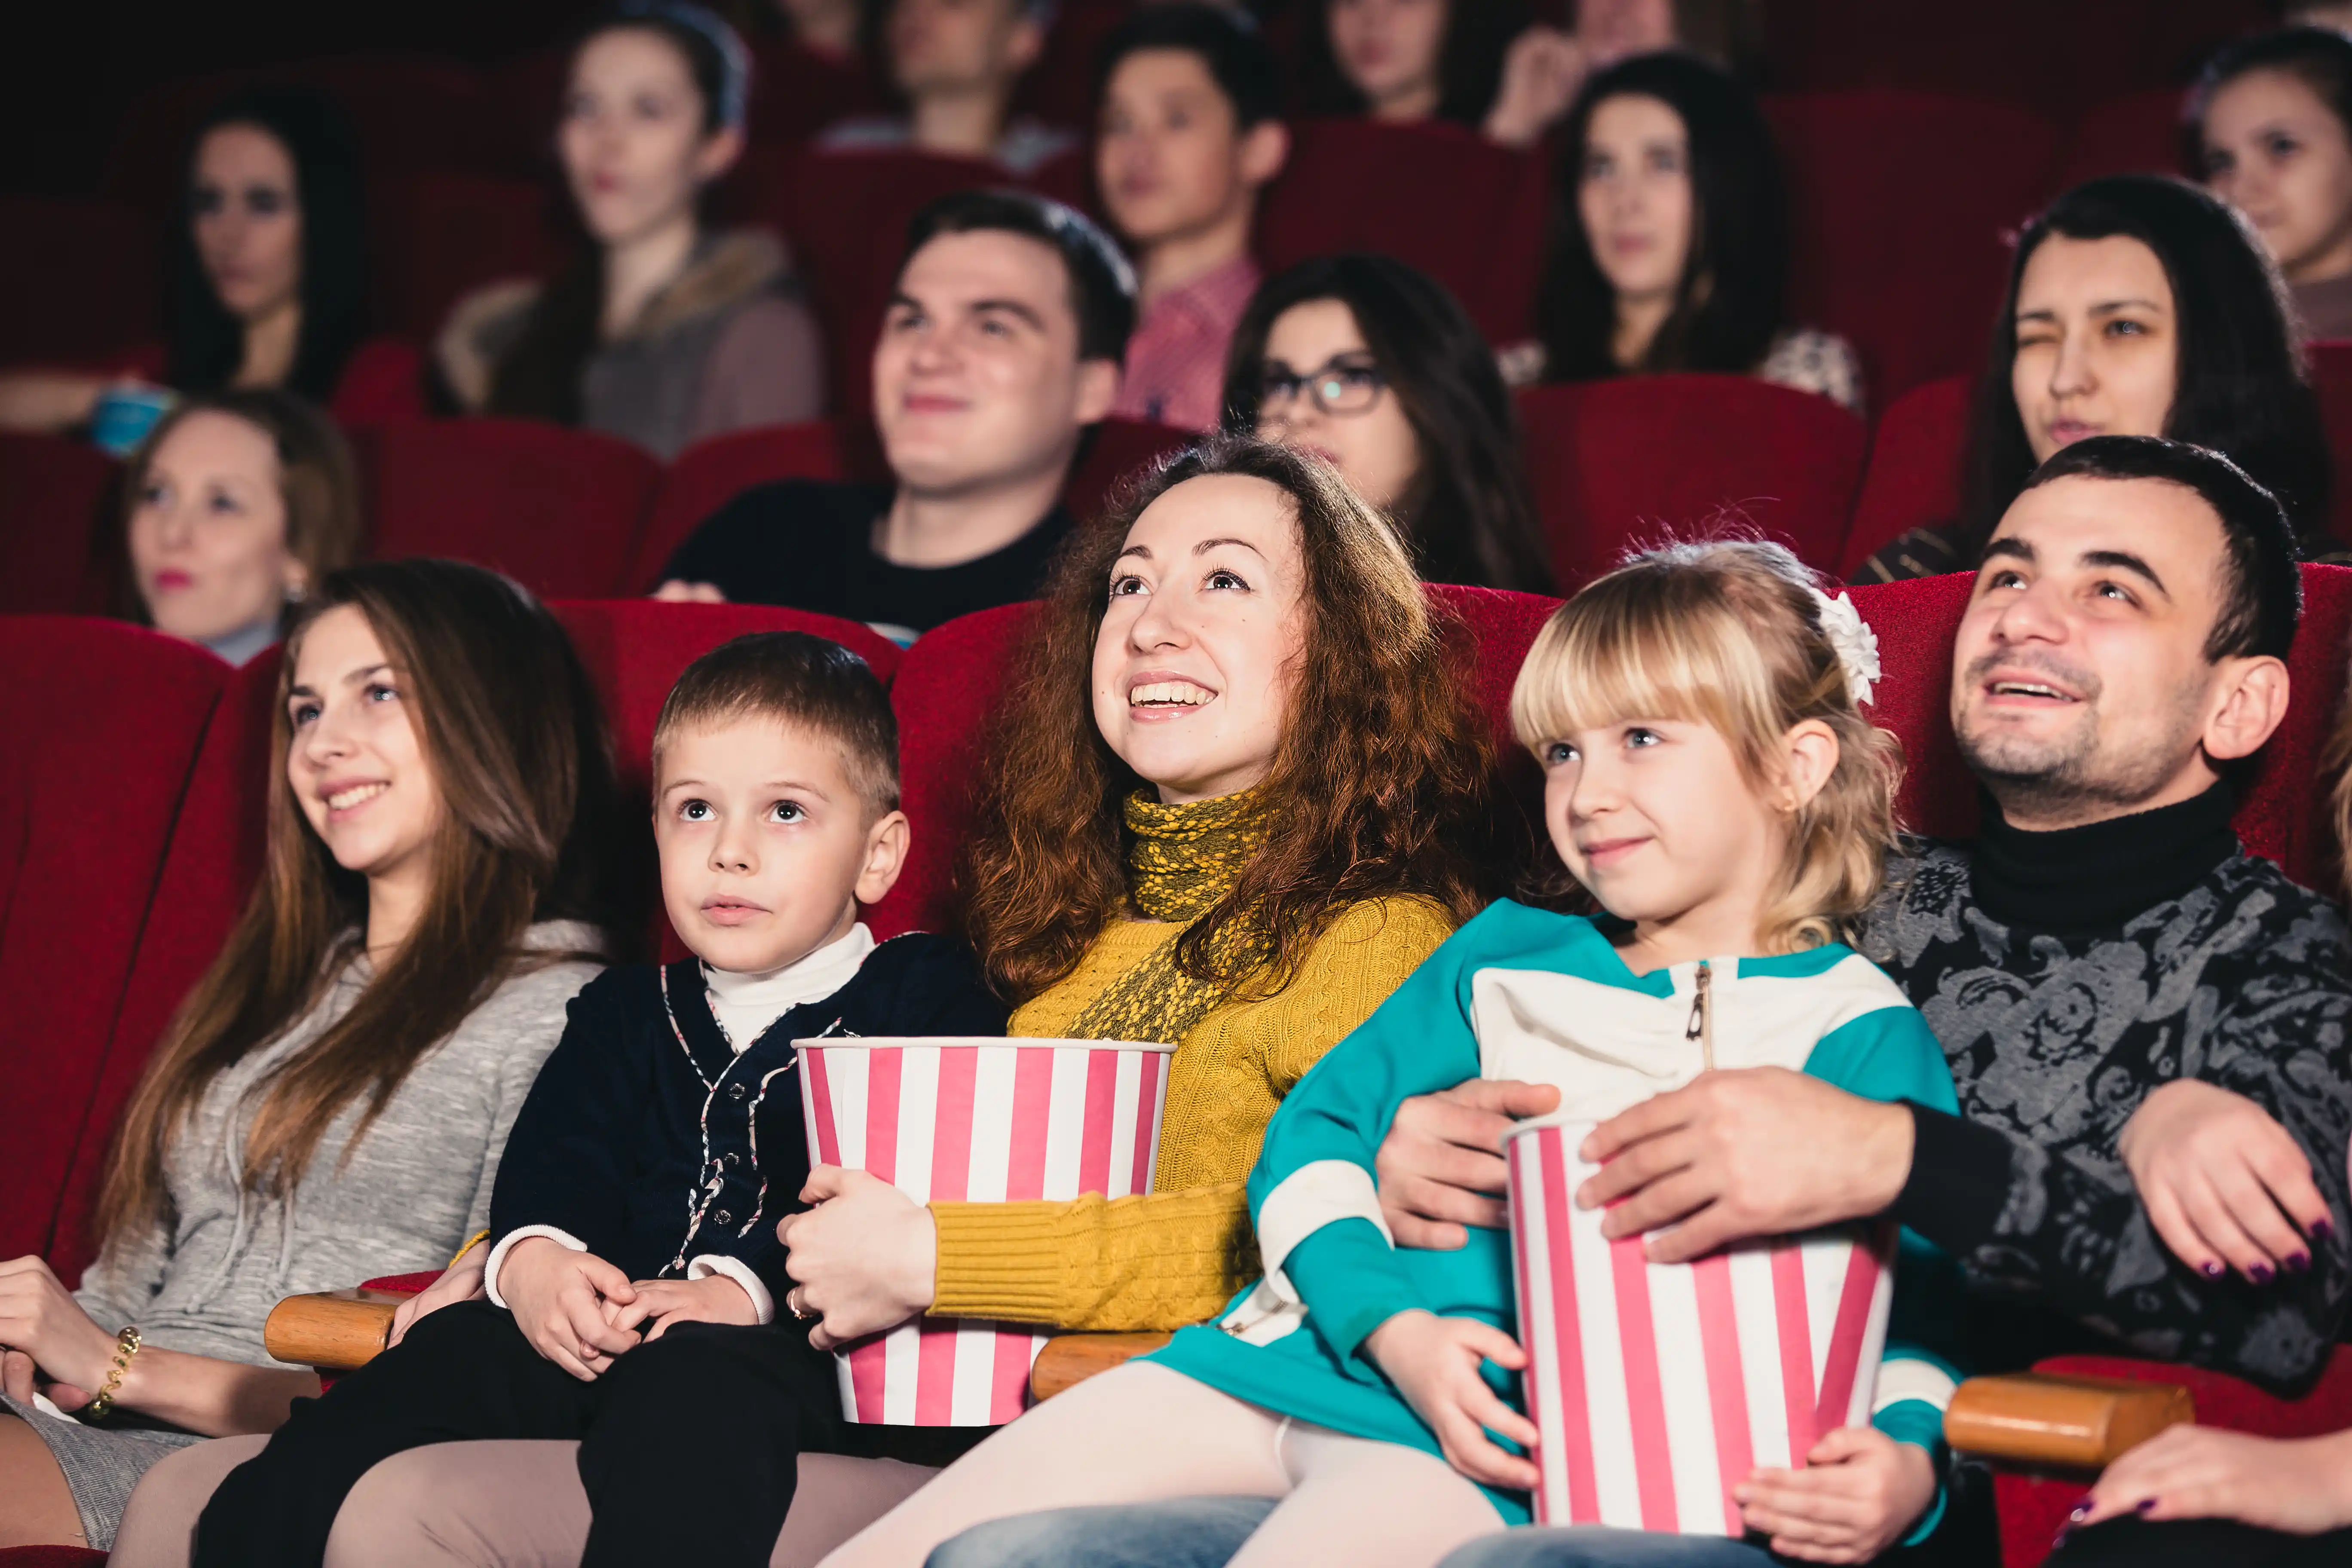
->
xmin=263 ymin=1289 xmax=409 ymax=1373
xmin=1029 ymin=1332 xmax=1173 ymax=1402
xmin=1944 ymin=1372 xmax=2194 ymax=1470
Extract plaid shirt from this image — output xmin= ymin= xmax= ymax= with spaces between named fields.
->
xmin=1114 ymin=255 xmax=1261 ymax=432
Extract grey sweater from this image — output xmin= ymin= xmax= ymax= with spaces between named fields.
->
xmin=73 ymin=923 xmax=601 ymax=1368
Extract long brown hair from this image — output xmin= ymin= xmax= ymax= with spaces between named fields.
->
xmin=965 ymin=436 xmax=1500 ymax=1005
xmin=95 ymin=560 xmax=626 ymax=1234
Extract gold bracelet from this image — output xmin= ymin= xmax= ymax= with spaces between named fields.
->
xmin=80 ymin=1325 xmax=142 ymax=1422
xmin=448 ymin=1230 xmax=491 ymax=1270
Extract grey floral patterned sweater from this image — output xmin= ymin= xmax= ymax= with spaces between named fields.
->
xmin=1869 ymin=788 xmax=2352 ymax=1393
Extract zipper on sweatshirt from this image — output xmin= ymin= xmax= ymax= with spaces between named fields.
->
xmin=1684 ymin=960 xmax=1715 ymax=1072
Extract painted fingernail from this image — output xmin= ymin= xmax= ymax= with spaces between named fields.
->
xmin=2312 ymin=1219 xmax=2334 ymax=1242
xmin=2251 ymin=1263 xmax=2275 ymax=1284
xmin=2201 ymin=1260 xmax=2226 ymax=1279
xmin=2288 ymin=1251 xmax=2312 ymax=1274
xmin=2067 ymin=1497 xmax=2094 ymax=1522
xmin=2136 ymin=1497 xmax=2157 ymax=1513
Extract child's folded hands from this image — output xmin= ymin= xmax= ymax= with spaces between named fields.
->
xmin=1733 ymin=1424 xmax=1937 ymax=1564
xmin=1361 ymin=1309 xmax=1542 ymax=1492
xmin=500 ymin=1237 xmax=642 ymax=1381
xmin=606 ymin=1275 xmax=763 ymax=1340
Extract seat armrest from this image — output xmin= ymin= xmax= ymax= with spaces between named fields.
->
xmin=263 ymin=1288 xmax=410 ymax=1373
xmin=1944 ymin=1372 xmax=2194 ymax=1470
xmin=1029 ymin=1332 xmax=1173 ymax=1402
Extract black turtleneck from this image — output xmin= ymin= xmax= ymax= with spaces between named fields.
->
xmin=1967 ymin=781 xmax=2240 ymax=937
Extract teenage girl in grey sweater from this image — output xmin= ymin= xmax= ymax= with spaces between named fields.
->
xmin=0 ymin=561 xmax=625 ymax=1552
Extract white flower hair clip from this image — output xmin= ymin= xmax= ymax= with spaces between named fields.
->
xmin=1810 ymin=587 xmax=1882 ymax=707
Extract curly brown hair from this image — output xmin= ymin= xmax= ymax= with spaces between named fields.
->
xmin=965 ymin=435 xmax=1502 ymax=1005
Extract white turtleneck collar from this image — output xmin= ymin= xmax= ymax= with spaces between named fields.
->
xmin=701 ymin=922 xmax=876 ymax=1053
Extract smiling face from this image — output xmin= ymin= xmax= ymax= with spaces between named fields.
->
xmin=1329 ymin=0 xmax=1449 ymax=117
xmin=1253 ymin=297 xmax=1421 ymax=513
xmin=2203 ymin=67 xmax=2352 ymax=285
xmin=191 ymin=122 xmax=302 ymax=323
xmin=1098 ymin=48 xmax=1269 ymax=249
xmin=558 ymin=26 xmax=739 ymax=248
xmin=654 ymin=716 xmax=909 ymax=973
xmin=1092 ymin=472 xmax=1308 ymax=804
xmin=2010 ymin=233 xmax=2178 ymax=465
xmin=287 ymin=604 xmax=446 ymax=902
xmin=873 ymin=228 xmax=1114 ymax=497
xmin=129 ymin=410 xmax=301 ymax=647
xmin=1952 ymin=473 xmax=2251 ymax=827
xmin=1578 ymin=92 xmax=1695 ymax=305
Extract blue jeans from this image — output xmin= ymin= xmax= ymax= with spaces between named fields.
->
xmin=925 ymin=1497 xmax=1276 ymax=1568
xmin=1439 ymin=1527 xmax=1777 ymax=1566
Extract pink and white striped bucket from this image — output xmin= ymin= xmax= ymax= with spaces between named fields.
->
xmin=796 ymin=1036 xmax=1175 ymax=1425
xmin=1506 ymin=1119 xmax=1897 ymax=1534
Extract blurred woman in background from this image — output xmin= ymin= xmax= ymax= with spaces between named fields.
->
xmin=2195 ymin=25 xmax=2352 ymax=340
xmin=1305 ymin=0 xmax=1526 ymax=132
xmin=437 ymin=1 xmax=825 ymax=457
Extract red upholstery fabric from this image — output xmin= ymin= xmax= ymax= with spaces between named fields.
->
xmin=2306 ymin=341 xmax=2352 ymax=547
xmin=628 ymin=422 xmax=858 ymax=593
xmin=1255 ymin=119 xmax=1554 ymax=346
xmin=1847 ymin=574 xmax=1981 ymax=841
xmin=2238 ymin=564 xmax=2352 ymax=887
xmin=326 ymin=336 xmax=431 ymax=427
xmin=1765 ymin=92 xmax=2059 ymax=402
xmin=0 ymin=620 xmax=228 ymax=1267
xmin=357 ymin=420 xmax=662 ymax=600
xmin=1993 ymin=1347 xmax=2352 ymax=1568
xmin=46 ymin=651 xmax=279 ymax=1284
xmin=368 ymin=172 xmax=568 ymax=342
xmin=0 ymin=434 xmax=115 ymax=616
xmin=551 ymin=600 xmax=904 ymax=962
xmin=361 ymin=1273 xmax=439 ymax=1295
xmin=1841 ymin=374 xmax=1973 ymax=577
xmin=0 ymin=1548 xmax=106 ymax=1568
xmin=1009 ymin=0 xmax=1128 ymax=135
xmin=1062 ymin=418 xmax=1193 ymax=527
xmin=0 ymin=196 xmax=158 ymax=366
xmin=1518 ymin=376 xmax=1868 ymax=588
xmin=2059 ymin=87 xmax=2192 ymax=189
xmin=744 ymin=40 xmax=893 ymax=146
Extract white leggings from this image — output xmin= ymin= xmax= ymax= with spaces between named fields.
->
xmin=818 ymin=1361 xmax=1505 ymax=1568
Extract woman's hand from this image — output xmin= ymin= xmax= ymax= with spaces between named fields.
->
xmin=498 ymin=1238 xmax=641 ymax=1381
xmin=2119 ymin=1080 xmax=2333 ymax=1284
xmin=387 ymin=1246 xmax=488 ymax=1348
xmin=0 ymin=1256 xmax=120 ymax=1395
xmin=2070 ymin=1425 xmax=2352 ymax=1536
xmin=652 ymin=579 xmax=728 ymax=603
xmin=609 ymin=1276 xmax=762 ymax=1341
xmin=1484 ymin=26 xmax=1587 ymax=149
xmin=1736 ymin=1425 xmax=1937 ymax=1563
xmin=1360 ymin=1309 xmax=1540 ymax=1491
xmin=776 ymin=1167 xmax=938 ymax=1352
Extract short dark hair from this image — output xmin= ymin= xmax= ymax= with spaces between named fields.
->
xmin=2192 ymin=26 xmax=2352 ymax=157
xmin=1095 ymin=2 xmax=1283 ymax=129
xmin=2018 ymin=434 xmax=2302 ymax=663
xmin=653 ymin=633 xmax=901 ymax=816
xmin=900 ymin=189 xmax=1138 ymax=365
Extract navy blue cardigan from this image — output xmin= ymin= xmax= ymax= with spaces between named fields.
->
xmin=487 ymin=932 xmax=1007 ymax=1306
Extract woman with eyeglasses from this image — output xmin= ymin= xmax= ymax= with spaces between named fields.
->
xmin=1222 ymin=254 xmax=1555 ymax=594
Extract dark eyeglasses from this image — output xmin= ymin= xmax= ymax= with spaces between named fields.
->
xmin=1256 ymin=355 xmax=1388 ymax=418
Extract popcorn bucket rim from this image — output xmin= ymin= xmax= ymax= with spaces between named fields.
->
xmin=1502 ymin=1112 xmax=1601 ymax=1147
xmin=790 ymin=1034 xmax=1179 ymax=1053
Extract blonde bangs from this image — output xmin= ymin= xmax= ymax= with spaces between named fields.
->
xmin=1510 ymin=586 xmax=1773 ymax=767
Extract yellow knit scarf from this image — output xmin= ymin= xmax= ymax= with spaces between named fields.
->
xmin=1069 ymin=787 xmax=1271 ymax=1046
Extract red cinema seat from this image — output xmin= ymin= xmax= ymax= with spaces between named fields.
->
xmin=370 ymin=172 xmax=570 ymax=343
xmin=358 ymin=420 xmax=663 ymax=600
xmin=1842 ymin=374 xmax=1975 ymax=578
xmin=0 ymin=434 xmax=116 ymax=616
xmin=328 ymin=337 xmax=430 ymax=427
xmin=2306 ymin=340 xmax=2352 ymax=547
xmin=745 ymin=40 xmax=893 ymax=145
xmin=2061 ymin=87 xmax=2191 ymax=189
xmin=0 ymin=197 xmax=159 ymax=367
xmin=1010 ymin=0 xmax=1130 ymax=136
xmin=1765 ymin=92 xmax=2060 ymax=403
xmin=1063 ymin=417 xmax=1193 ymax=525
xmin=1518 ymin=375 xmax=1867 ymax=588
xmin=0 ymin=620 xmax=230 ymax=1268
xmin=630 ymin=422 xmax=858 ymax=592
xmin=1255 ymin=119 xmax=1554 ymax=346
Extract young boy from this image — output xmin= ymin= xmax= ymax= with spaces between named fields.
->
xmin=193 ymin=632 xmax=1007 ymax=1568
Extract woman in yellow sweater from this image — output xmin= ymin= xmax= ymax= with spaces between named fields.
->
xmin=773 ymin=433 xmax=1504 ymax=1357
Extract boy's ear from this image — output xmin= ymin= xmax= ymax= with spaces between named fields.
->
xmin=854 ymin=809 xmax=913 ymax=907
xmin=1779 ymin=719 xmax=1841 ymax=815
xmin=1238 ymin=119 xmax=1289 ymax=190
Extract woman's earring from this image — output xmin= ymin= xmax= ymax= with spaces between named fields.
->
xmin=285 ymin=576 xmax=308 ymax=604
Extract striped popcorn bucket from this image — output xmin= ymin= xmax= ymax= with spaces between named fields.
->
xmin=796 ymin=1036 xmax=1175 ymax=1425
xmin=1505 ymin=1118 xmax=1897 ymax=1534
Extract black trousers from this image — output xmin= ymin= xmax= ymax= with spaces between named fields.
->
xmin=2048 ymin=1515 xmax=2352 ymax=1566
xmin=193 ymin=1298 xmax=987 ymax=1568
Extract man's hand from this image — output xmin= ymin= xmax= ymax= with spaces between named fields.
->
xmin=608 ymin=1276 xmax=761 ymax=1341
xmin=1736 ymin=1425 xmax=1938 ymax=1563
xmin=388 ymin=1246 xmax=487 ymax=1348
xmin=777 ymin=1167 xmax=938 ymax=1352
xmin=0 ymin=1256 xmax=120 ymax=1395
xmin=2071 ymin=1425 xmax=2352 ymax=1536
xmin=1360 ymin=1310 xmax=1540 ymax=1491
xmin=1578 ymin=1069 xmax=1914 ymax=1263
xmin=652 ymin=579 xmax=727 ymax=603
xmin=1376 ymin=1080 xmax=1562 ymax=1250
xmin=2119 ymin=1081 xmax=2333 ymax=1284
xmin=499 ymin=1239 xmax=640 ymax=1381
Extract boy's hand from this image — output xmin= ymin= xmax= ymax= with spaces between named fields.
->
xmin=1361 ymin=1309 xmax=1540 ymax=1491
xmin=777 ymin=1167 xmax=937 ymax=1351
xmin=608 ymin=1276 xmax=762 ymax=1341
xmin=499 ymin=1238 xmax=640 ymax=1380
xmin=1736 ymin=1424 xmax=1936 ymax=1563
xmin=389 ymin=1245 xmax=488 ymax=1348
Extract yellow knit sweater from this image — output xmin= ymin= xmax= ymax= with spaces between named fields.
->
xmin=927 ymin=896 xmax=1454 ymax=1332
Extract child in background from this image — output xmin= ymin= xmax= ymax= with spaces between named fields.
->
xmin=820 ymin=539 xmax=1965 ymax=1568
xmin=194 ymin=631 xmax=1007 ymax=1568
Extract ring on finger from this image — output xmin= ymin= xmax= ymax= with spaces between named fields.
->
xmin=789 ymin=1287 xmax=816 ymax=1321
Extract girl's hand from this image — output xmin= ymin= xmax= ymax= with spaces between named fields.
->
xmin=1736 ymin=1425 xmax=1937 ymax=1563
xmin=2071 ymin=1425 xmax=2352 ymax=1536
xmin=498 ymin=1239 xmax=640 ymax=1381
xmin=608 ymin=1276 xmax=762 ymax=1341
xmin=388 ymin=1246 xmax=488 ymax=1348
xmin=0 ymin=1256 xmax=119 ymax=1393
xmin=1361 ymin=1309 xmax=1540 ymax=1491
xmin=777 ymin=1167 xmax=937 ymax=1352
xmin=1484 ymin=26 xmax=1587 ymax=148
